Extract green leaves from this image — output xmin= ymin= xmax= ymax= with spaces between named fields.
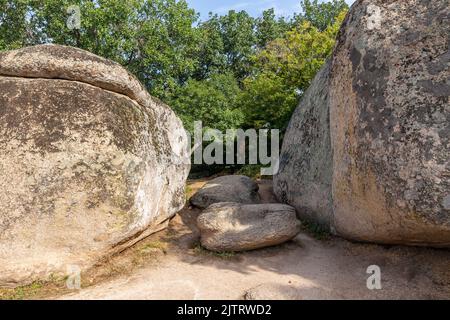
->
xmin=239 ymin=10 xmax=347 ymax=130
xmin=0 ymin=0 xmax=348 ymax=135
xmin=255 ymin=8 xmax=290 ymax=49
xmin=239 ymin=73 xmax=298 ymax=130
xmin=295 ymin=0 xmax=349 ymax=31
xmin=168 ymin=73 xmax=244 ymax=134
xmin=1 ymin=0 xmax=200 ymax=99
xmin=0 ymin=0 xmax=32 ymax=50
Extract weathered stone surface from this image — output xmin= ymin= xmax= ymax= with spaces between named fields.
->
xmin=275 ymin=0 xmax=450 ymax=247
xmin=244 ymin=283 xmax=340 ymax=300
xmin=0 ymin=45 xmax=190 ymax=286
xmin=197 ymin=203 xmax=301 ymax=252
xmin=274 ymin=60 xmax=333 ymax=229
xmin=244 ymin=284 xmax=301 ymax=300
xmin=190 ymin=175 xmax=261 ymax=209
xmin=0 ymin=44 xmax=151 ymax=110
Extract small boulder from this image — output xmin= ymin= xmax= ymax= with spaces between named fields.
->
xmin=190 ymin=175 xmax=260 ymax=209
xmin=197 ymin=203 xmax=300 ymax=252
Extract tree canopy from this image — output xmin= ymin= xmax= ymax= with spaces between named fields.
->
xmin=240 ymin=11 xmax=346 ymax=130
xmin=0 ymin=0 xmax=348 ymax=133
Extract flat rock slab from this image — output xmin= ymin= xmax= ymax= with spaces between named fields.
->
xmin=190 ymin=175 xmax=261 ymax=209
xmin=197 ymin=203 xmax=301 ymax=252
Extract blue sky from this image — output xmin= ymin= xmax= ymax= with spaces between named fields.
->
xmin=187 ymin=0 xmax=356 ymax=20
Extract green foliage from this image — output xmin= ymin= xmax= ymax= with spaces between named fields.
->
xmin=193 ymin=242 xmax=236 ymax=259
xmin=1 ymin=0 xmax=200 ymax=100
xmin=217 ymin=10 xmax=256 ymax=81
xmin=301 ymin=220 xmax=331 ymax=240
xmin=239 ymin=10 xmax=347 ymax=130
xmin=139 ymin=240 xmax=168 ymax=254
xmin=0 ymin=0 xmax=31 ymax=50
xmin=255 ymin=9 xmax=291 ymax=49
xmin=0 ymin=281 xmax=44 ymax=300
xmin=0 ymin=0 xmax=348 ymax=139
xmin=168 ymin=73 xmax=244 ymax=134
xmin=193 ymin=9 xmax=290 ymax=81
xmin=0 ymin=274 xmax=68 ymax=300
xmin=237 ymin=164 xmax=266 ymax=180
xmin=296 ymin=0 xmax=349 ymax=31
xmin=195 ymin=15 xmax=227 ymax=79
xmin=239 ymin=73 xmax=298 ymax=130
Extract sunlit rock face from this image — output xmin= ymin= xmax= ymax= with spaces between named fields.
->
xmin=275 ymin=0 xmax=450 ymax=247
xmin=0 ymin=45 xmax=190 ymax=287
xmin=190 ymin=175 xmax=261 ymax=209
xmin=197 ymin=202 xmax=301 ymax=252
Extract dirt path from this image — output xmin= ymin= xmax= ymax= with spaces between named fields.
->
xmin=53 ymin=179 xmax=450 ymax=300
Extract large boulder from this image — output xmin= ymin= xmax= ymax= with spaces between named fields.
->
xmin=0 ymin=45 xmax=190 ymax=286
xmin=190 ymin=175 xmax=261 ymax=209
xmin=274 ymin=61 xmax=333 ymax=229
xmin=197 ymin=203 xmax=300 ymax=252
xmin=275 ymin=0 xmax=450 ymax=247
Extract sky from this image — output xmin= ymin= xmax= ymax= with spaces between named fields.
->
xmin=187 ymin=0 xmax=356 ymax=20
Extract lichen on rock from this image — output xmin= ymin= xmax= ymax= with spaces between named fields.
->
xmin=275 ymin=0 xmax=450 ymax=247
xmin=0 ymin=45 xmax=190 ymax=287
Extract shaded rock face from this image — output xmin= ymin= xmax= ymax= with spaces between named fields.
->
xmin=190 ymin=175 xmax=261 ymax=209
xmin=197 ymin=203 xmax=301 ymax=252
xmin=275 ymin=0 xmax=450 ymax=247
xmin=0 ymin=45 xmax=190 ymax=286
xmin=275 ymin=61 xmax=333 ymax=229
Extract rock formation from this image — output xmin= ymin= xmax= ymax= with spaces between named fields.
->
xmin=197 ymin=202 xmax=300 ymax=252
xmin=274 ymin=0 xmax=450 ymax=247
xmin=190 ymin=175 xmax=261 ymax=209
xmin=0 ymin=45 xmax=190 ymax=286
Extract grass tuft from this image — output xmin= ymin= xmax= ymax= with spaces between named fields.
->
xmin=0 ymin=279 xmax=62 ymax=300
xmin=193 ymin=242 xmax=236 ymax=259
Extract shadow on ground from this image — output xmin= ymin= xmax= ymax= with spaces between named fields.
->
xmin=48 ymin=179 xmax=450 ymax=300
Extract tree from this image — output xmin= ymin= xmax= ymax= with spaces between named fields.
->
xmin=1 ymin=0 xmax=201 ymax=100
xmin=255 ymin=8 xmax=290 ymax=49
xmin=295 ymin=0 xmax=348 ymax=31
xmin=0 ymin=0 xmax=348 ymax=136
xmin=239 ymin=10 xmax=347 ymax=130
xmin=0 ymin=0 xmax=32 ymax=50
xmin=194 ymin=14 xmax=227 ymax=80
xmin=218 ymin=10 xmax=256 ymax=82
xmin=168 ymin=73 xmax=244 ymax=134
xmin=195 ymin=9 xmax=288 ymax=82
xmin=238 ymin=73 xmax=298 ymax=130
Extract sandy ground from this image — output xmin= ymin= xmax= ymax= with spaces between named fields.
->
xmin=55 ymin=179 xmax=450 ymax=300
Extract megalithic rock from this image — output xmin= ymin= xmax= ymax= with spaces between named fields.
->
xmin=275 ymin=0 xmax=450 ymax=247
xmin=0 ymin=44 xmax=191 ymax=287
